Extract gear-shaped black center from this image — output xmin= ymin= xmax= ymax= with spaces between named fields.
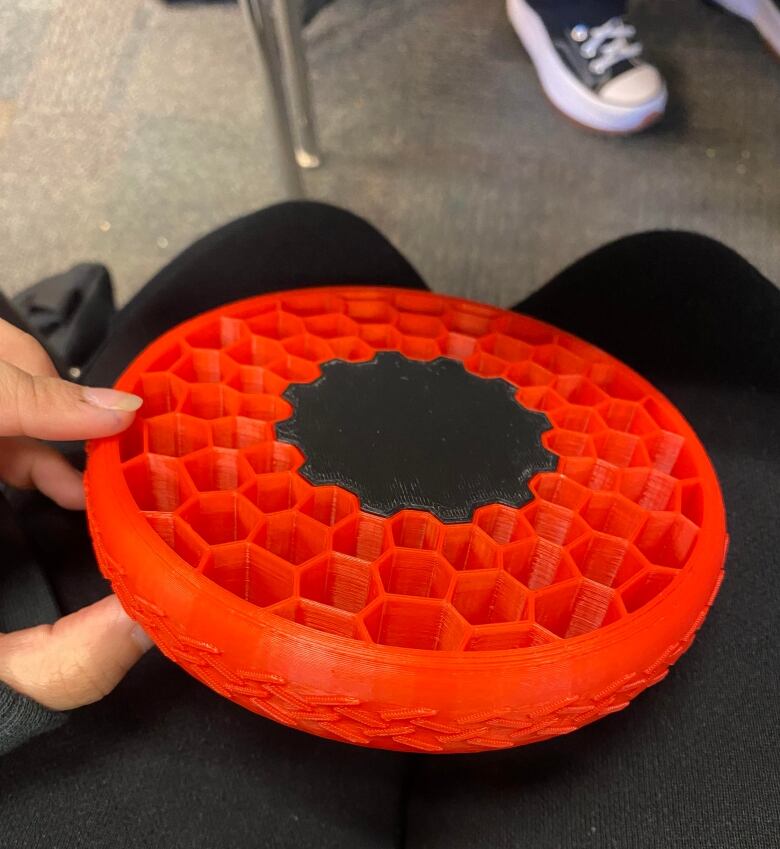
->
xmin=275 ymin=352 xmax=556 ymax=523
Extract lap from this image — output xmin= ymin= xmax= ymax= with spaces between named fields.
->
xmin=4 ymin=206 xmax=777 ymax=849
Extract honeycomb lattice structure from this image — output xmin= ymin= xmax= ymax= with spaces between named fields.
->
xmin=86 ymin=287 xmax=726 ymax=753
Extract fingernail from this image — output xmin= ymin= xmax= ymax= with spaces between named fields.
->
xmin=82 ymin=386 xmax=143 ymax=412
xmin=130 ymin=623 xmax=155 ymax=653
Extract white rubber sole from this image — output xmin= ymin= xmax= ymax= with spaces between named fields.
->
xmin=712 ymin=0 xmax=780 ymax=56
xmin=506 ymin=0 xmax=667 ymax=134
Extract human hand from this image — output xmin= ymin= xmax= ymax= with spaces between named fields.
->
xmin=0 ymin=318 xmax=153 ymax=711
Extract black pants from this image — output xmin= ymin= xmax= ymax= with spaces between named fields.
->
xmin=3 ymin=203 xmax=778 ymax=849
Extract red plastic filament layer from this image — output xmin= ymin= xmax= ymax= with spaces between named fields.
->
xmin=86 ymin=287 xmax=726 ymax=753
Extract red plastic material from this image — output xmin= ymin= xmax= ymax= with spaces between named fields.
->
xmin=86 ymin=288 xmax=726 ymax=753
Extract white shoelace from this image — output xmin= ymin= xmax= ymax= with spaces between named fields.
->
xmin=579 ymin=18 xmax=643 ymax=75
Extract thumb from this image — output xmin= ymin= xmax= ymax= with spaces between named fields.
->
xmin=0 ymin=360 xmax=142 ymax=441
xmin=0 ymin=595 xmax=154 ymax=711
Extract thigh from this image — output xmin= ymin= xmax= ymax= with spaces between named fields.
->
xmin=84 ymin=201 xmax=427 ymax=386
xmin=404 ymin=233 xmax=780 ymax=849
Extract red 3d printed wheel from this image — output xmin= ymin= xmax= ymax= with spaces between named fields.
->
xmin=86 ymin=288 xmax=726 ymax=753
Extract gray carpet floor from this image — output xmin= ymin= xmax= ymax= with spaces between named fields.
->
xmin=1 ymin=0 xmax=778 ymax=307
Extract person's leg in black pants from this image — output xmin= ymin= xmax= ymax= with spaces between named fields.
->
xmin=405 ymin=234 xmax=780 ymax=849
xmin=3 ymin=204 xmax=777 ymax=849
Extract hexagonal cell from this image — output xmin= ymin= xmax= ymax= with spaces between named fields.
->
xmin=146 ymin=414 xmax=211 ymax=457
xmin=472 ymin=505 xmax=532 ymax=546
xmin=505 ymin=360 xmax=555 ymax=388
xmin=124 ymin=454 xmax=195 ymax=512
xmin=396 ymin=312 xmax=444 ymax=339
xmin=240 ymin=441 xmax=304 ymax=474
xmin=344 ymin=299 xmax=396 ymax=324
xmin=680 ymin=480 xmax=704 ymax=525
xmin=202 ymin=542 xmax=294 ymax=607
xmin=553 ymin=374 xmax=609 ymax=406
xmin=143 ymin=514 xmax=207 ymax=568
xmin=177 ymin=492 xmax=261 ymax=545
xmin=619 ymin=468 xmax=679 ymax=511
xmin=534 ymin=579 xmax=616 ymax=638
xmin=532 ymin=344 xmax=586 ymax=376
xmin=440 ymin=332 xmax=478 ymax=359
xmin=503 ymin=538 xmax=578 ymax=590
xmin=597 ymin=400 xmax=657 ymax=435
xmin=228 ymin=365 xmax=288 ymax=395
xmin=238 ymin=393 xmax=291 ymax=423
xmin=252 ymin=510 xmax=328 ymax=565
xmin=357 ymin=323 xmax=402 ymax=349
xmin=464 ymin=351 xmax=507 ymax=379
xmin=634 ymin=512 xmax=699 ymax=569
xmin=400 ymin=335 xmax=441 ymax=360
xmin=641 ymin=396 xmax=680 ymax=432
xmin=451 ymin=570 xmax=527 ymax=624
xmin=183 ymin=448 xmax=253 ymax=492
xmin=362 ymin=598 xmax=468 ymax=650
xmin=643 ymin=430 xmax=686 ymax=475
xmin=268 ymin=355 xmax=320 ymax=383
xmin=588 ymin=363 xmax=645 ymax=401
xmin=514 ymin=385 xmax=566 ymax=414
xmin=557 ymin=457 xmax=620 ymax=492
xmin=441 ymin=524 xmax=501 ymax=569
xmin=179 ymin=384 xmax=241 ymax=419
xmin=185 ymin=316 xmax=248 ymax=350
xmin=531 ymin=473 xmax=590 ymax=512
xmin=281 ymin=334 xmax=334 ymax=362
xmin=568 ymin=535 xmax=647 ymax=588
xmin=300 ymin=553 xmax=377 ymax=613
xmin=477 ymin=333 xmax=532 ymax=363
xmin=376 ymin=550 xmax=453 ymax=598
xmin=490 ymin=313 xmax=556 ymax=345
xmin=240 ymin=472 xmax=309 ymax=513
xmin=224 ymin=336 xmax=286 ymax=368
xmin=172 ymin=349 xmax=236 ymax=384
xmin=332 ymin=513 xmax=388 ymax=562
xmin=592 ymin=430 xmax=648 ymax=468
xmin=211 ymin=416 xmax=273 ymax=449
xmin=621 ymin=569 xmax=676 ymax=613
xmin=246 ymin=310 xmax=305 ymax=340
xmin=302 ymin=313 xmax=359 ymax=339
xmin=394 ymin=291 xmax=446 ymax=316
xmin=548 ymin=405 xmax=606 ymax=434
xmin=327 ymin=336 xmax=375 ymax=362
xmin=443 ymin=308 xmax=493 ymax=338
xmin=389 ymin=511 xmax=442 ymax=549
xmin=280 ymin=292 xmax=345 ymax=316
xmin=523 ymin=502 xmax=588 ymax=546
xmin=129 ymin=373 xmax=187 ymax=419
xmin=117 ymin=416 xmax=145 ymax=461
xmin=582 ymin=492 xmax=645 ymax=539
xmin=272 ymin=598 xmax=361 ymax=639
xmin=543 ymin=429 xmax=596 ymax=460
xmin=465 ymin=623 xmax=556 ymax=651
xmin=297 ymin=486 xmax=358 ymax=526
xmin=144 ymin=343 xmax=184 ymax=373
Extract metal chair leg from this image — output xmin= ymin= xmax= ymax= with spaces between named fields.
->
xmin=273 ymin=0 xmax=322 ymax=169
xmin=240 ymin=0 xmax=304 ymax=197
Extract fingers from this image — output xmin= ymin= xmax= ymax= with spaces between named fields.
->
xmin=0 ymin=437 xmax=86 ymax=509
xmin=0 ymin=595 xmax=154 ymax=711
xmin=0 ymin=359 xmax=142 ymax=441
xmin=0 ymin=318 xmax=58 ymax=377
